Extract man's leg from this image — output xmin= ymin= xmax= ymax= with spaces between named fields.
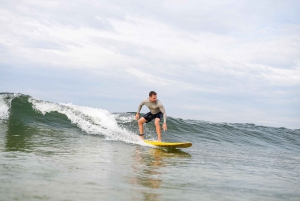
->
xmin=138 ymin=117 xmax=147 ymax=140
xmin=154 ymin=118 xmax=162 ymax=142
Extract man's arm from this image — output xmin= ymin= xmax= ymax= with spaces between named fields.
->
xmin=159 ymin=106 xmax=167 ymax=124
xmin=137 ymin=100 xmax=145 ymax=114
xmin=157 ymin=101 xmax=167 ymax=123
xmin=158 ymin=102 xmax=167 ymax=131
xmin=135 ymin=100 xmax=145 ymax=120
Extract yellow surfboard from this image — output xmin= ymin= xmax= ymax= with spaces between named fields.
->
xmin=144 ymin=140 xmax=192 ymax=148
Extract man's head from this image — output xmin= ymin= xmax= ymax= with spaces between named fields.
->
xmin=149 ymin=91 xmax=157 ymax=103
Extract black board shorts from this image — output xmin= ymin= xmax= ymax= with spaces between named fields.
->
xmin=143 ymin=112 xmax=163 ymax=123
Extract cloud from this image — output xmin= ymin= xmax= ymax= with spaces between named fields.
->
xmin=102 ymin=0 xmax=300 ymax=34
xmin=0 ymin=0 xmax=121 ymax=29
xmin=126 ymin=68 xmax=229 ymax=93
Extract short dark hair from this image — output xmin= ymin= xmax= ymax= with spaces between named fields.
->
xmin=149 ymin=91 xmax=157 ymax=97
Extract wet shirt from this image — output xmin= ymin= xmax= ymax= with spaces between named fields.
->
xmin=137 ymin=98 xmax=167 ymax=123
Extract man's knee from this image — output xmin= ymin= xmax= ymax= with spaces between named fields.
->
xmin=138 ymin=118 xmax=146 ymax=125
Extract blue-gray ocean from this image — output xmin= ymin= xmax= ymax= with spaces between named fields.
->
xmin=0 ymin=93 xmax=299 ymax=201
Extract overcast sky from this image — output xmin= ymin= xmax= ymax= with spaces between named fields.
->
xmin=0 ymin=0 xmax=299 ymax=129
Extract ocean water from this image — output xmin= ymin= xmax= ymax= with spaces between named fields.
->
xmin=0 ymin=93 xmax=299 ymax=201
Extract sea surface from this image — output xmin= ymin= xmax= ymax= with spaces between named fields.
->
xmin=0 ymin=93 xmax=299 ymax=201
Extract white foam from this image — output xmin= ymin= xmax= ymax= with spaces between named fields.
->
xmin=29 ymin=97 xmax=144 ymax=145
xmin=0 ymin=93 xmax=20 ymax=122
xmin=0 ymin=97 xmax=9 ymax=121
xmin=113 ymin=113 xmax=135 ymax=123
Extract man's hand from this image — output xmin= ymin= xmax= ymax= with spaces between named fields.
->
xmin=163 ymin=123 xmax=167 ymax=131
xmin=135 ymin=113 xmax=140 ymax=120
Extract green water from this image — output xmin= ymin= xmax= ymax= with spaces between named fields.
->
xmin=0 ymin=93 xmax=299 ymax=201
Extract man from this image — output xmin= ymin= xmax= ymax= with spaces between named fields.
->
xmin=135 ymin=91 xmax=167 ymax=142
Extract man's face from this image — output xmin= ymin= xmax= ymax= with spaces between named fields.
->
xmin=149 ymin=95 xmax=157 ymax=103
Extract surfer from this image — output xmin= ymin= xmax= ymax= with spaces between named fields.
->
xmin=135 ymin=91 xmax=167 ymax=142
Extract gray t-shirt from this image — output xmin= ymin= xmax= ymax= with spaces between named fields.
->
xmin=137 ymin=98 xmax=167 ymax=123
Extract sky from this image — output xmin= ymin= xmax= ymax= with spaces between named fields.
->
xmin=0 ymin=0 xmax=300 ymax=129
